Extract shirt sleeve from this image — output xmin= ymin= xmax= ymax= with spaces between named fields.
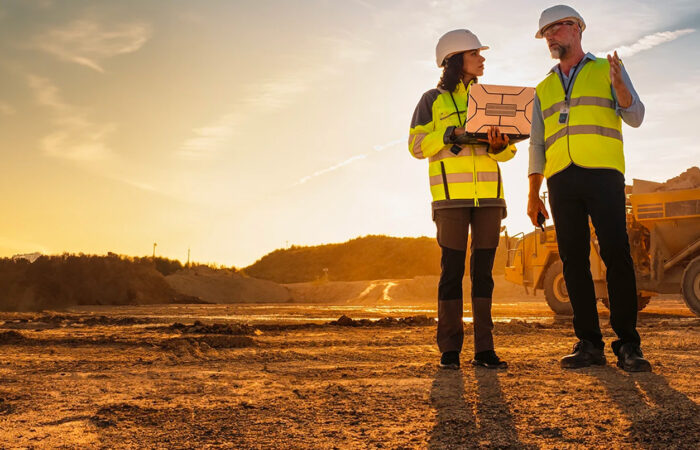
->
xmin=612 ymin=63 xmax=645 ymax=128
xmin=488 ymin=143 xmax=517 ymax=162
xmin=528 ymin=94 xmax=546 ymax=175
xmin=408 ymin=90 xmax=451 ymax=160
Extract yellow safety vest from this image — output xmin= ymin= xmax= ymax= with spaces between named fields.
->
xmin=537 ymin=57 xmax=624 ymax=178
xmin=408 ymin=80 xmax=516 ymax=207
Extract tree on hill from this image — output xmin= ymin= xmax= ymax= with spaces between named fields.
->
xmin=0 ymin=254 xmax=176 ymax=311
xmin=244 ymin=235 xmax=509 ymax=283
xmin=244 ymin=235 xmax=440 ymax=283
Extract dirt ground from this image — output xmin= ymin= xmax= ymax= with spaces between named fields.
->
xmin=0 ymin=298 xmax=698 ymax=449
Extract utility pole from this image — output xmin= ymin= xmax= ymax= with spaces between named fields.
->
xmin=153 ymin=242 xmax=157 ymax=258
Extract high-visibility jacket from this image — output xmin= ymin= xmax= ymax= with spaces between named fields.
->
xmin=537 ymin=57 xmax=624 ymax=178
xmin=408 ymin=80 xmax=516 ymax=210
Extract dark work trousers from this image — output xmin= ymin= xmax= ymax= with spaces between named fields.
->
xmin=547 ymin=164 xmax=641 ymax=354
xmin=434 ymin=206 xmax=502 ymax=354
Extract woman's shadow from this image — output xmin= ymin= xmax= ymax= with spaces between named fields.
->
xmin=428 ymin=367 xmax=527 ymax=449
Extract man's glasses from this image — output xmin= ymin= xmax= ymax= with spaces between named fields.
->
xmin=542 ymin=20 xmax=576 ymax=38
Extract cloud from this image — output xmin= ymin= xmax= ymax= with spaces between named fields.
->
xmin=293 ymin=154 xmax=368 ymax=186
xmin=349 ymin=0 xmax=377 ymax=10
xmin=27 ymin=75 xmax=115 ymax=160
xmin=373 ymin=139 xmax=405 ymax=152
xmin=0 ymin=101 xmax=15 ymax=115
xmin=596 ymin=28 xmax=696 ymax=58
xmin=178 ymin=36 xmax=375 ymax=161
xmin=290 ymin=138 xmax=404 ymax=187
xmin=120 ymin=178 xmax=160 ymax=194
xmin=177 ymin=113 xmax=243 ymax=160
xmin=35 ymin=20 xmax=151 ymax=72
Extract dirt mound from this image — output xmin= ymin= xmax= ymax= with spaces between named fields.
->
xmin=0 ymin=330 xmax=25 ymax=344
xmin=167 ymin=320 xmax=256 ymax=335
xmin=1 ymin=314 xmax=156 ymax=330
xmin=166 ymin=266 xmax=290 ymax=303
xmin=656 ymin=166 xmax=700 ymax=191
xmin=329 ymin=314 xmax=434 ymax=327
xmin=160 ymin=335 xmax=254 ymax=356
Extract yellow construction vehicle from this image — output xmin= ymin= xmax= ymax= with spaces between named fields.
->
xmin=504 ymin=183 xmax=700 ymax=316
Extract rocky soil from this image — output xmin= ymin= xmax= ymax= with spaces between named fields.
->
xmin=0 ymin=299 xmax=698 ymax=448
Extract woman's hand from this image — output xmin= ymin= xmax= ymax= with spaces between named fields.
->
xmin=479 ymin=126 xmax=509 ymax=153
xmin=452 ymin=127 xmax=466 ymax=137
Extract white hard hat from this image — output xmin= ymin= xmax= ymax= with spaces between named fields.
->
xmin=435 ymin=29 xmax=489 ymax=68
xmin=535 ymin=5 xmax=586 ymax=39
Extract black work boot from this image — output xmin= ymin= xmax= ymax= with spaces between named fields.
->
xmin=560 ymin=340 xmax=606 ymax=369
xmin=439 ymin=351 xmax=460 ymax=369
xmin=616 ymin=343 xmax=652 ymax=372
xmin=471 ymin=350 xmax=507 ymax=369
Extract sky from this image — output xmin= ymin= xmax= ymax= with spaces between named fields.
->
xmin=0 ymin=0 xmax=698 ymax=267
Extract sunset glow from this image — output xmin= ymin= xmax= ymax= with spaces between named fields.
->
xmin=1 ymin=0 xmax=698 ymax=266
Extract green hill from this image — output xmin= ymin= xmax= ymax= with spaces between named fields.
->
xmin=244 ymin=235 xmax=507 ymax=283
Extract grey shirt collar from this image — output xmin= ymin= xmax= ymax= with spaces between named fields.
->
xmin=548 ymin=52 xmax=597 ymax=77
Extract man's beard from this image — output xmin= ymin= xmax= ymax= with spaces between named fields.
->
xmin=549 ymin=43 xmax=568 ymax=60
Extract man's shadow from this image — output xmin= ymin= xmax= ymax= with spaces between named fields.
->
xmin=428 ymin=367 xmax=527 ymax=449
xmin=586 ymin=367 xmax=700 ymax=448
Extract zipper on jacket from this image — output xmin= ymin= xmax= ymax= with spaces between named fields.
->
xmin=440 ymin=161 xmax=450 ymax=200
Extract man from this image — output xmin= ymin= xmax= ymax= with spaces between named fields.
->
xmin=527 ymin=5 xmax=651 ymax=372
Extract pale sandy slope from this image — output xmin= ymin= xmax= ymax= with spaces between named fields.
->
xmin=165 ymin=266 xmax=291 ymax=303
xmin=166 ymin=267 xmax=531 ymax=305
xmin=285 ymin=275 xmax=529 ymax=304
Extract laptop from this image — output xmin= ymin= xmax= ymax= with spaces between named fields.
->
xmin=455 ymin=84 xmax=535 ymax=145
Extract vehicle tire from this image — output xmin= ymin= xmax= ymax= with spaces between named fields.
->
xmin=681 ymin=256 xmax=700 ymax=316
xmin=543 ymin=261 xmax=573 ymax=315
xmin=600 ymin=295 xmax=650 ymax=311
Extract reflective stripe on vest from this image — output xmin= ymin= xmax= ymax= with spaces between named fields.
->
xmin=429 ymin=171 xmax=499 ymax=186
xmin=536 ymin=57 xmax=624 ymax=178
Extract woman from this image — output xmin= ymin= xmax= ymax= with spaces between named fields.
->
xmin=408 ymin=29 xmax=516 ymax=369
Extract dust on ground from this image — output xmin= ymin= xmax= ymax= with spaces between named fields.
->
xmin=0 ymin=298 xmax=698 ymax=448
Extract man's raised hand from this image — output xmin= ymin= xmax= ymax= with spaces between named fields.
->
xmin=607 ymin=50 xmax=632 ymax=108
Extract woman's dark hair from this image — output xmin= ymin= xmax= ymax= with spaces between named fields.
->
xmin=438 ymin=53 xmax=463 ymax=91
xmin=438 ymin=52 xmax=477 ymax=91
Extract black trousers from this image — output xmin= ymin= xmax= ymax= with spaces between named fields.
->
xmin=434 ymin=207 xmax=502 ymax=354
xmin=547 ymin=164 xmax=641 ymax=354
